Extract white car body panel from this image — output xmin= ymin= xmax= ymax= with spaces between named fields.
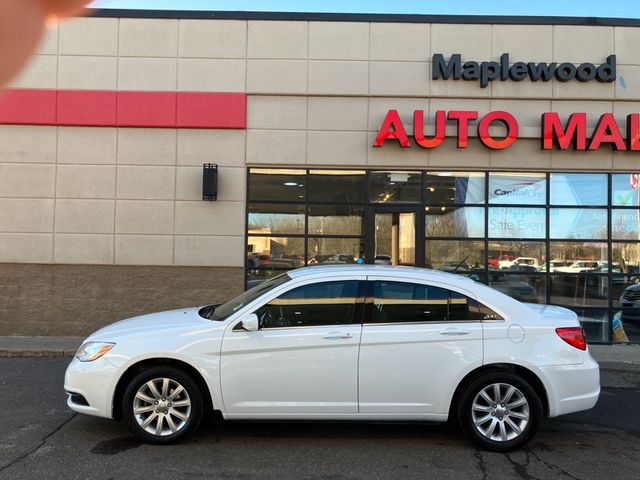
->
xmin=220 ymin=324 xmax=362 ymax=415
xmin=64 ymin=265 xmax=600 ymax=425
xmin=358 ymin=274 xmax=482 ymax=415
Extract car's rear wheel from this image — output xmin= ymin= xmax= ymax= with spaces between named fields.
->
xmin=122 ymin=366 xmax=203 ymax=444
xmin=458 ymin=372 xmax=542 ymax=452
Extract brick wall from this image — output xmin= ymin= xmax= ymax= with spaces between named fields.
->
xmin=0 ymin=264 xmax=244 ymax=336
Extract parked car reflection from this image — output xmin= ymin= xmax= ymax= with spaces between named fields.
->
xmin=468 ymin=269 xmax=539 ymax=303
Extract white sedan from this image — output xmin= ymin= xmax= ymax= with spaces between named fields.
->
xmin=65 ymin=265 xmax=600 ymax=452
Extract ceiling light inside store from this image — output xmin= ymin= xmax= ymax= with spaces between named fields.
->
xmin=284 ymin=182 xmax=298 ymax=186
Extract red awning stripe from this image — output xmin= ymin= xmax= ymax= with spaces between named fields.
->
xmin=0 ymin=89 xmax=246 ymax=129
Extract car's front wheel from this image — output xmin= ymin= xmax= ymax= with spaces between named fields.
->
xmin=122 ymin=366 xmax=203 ymax=444
xmin=458 ymin=372 xmax=542 ymax=452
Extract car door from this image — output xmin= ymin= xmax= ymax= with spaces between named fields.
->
xmin=220 ymin=278 xmax=364 ymax=417
xmin=358 ymin=277 xmax=483 ymax=416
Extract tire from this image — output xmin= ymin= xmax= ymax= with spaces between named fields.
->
xmin=122 ymin=366 xmax=204 ymax=444
xmin=458 ymin=371 xmax=542 ymax=452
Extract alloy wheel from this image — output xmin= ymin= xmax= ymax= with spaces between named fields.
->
xmin=471 ymin=382 xmax=530 ymax=442
xmin=132 ymin=377 xmax=192 ymax=437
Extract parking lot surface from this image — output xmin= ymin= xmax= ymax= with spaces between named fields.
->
xmin=1 ymin=357 xmax=639 ymax=480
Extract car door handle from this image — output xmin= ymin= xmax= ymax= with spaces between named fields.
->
xmin=439 ymin=328 xmax=470 ymax=336
xmin=323 ymin=332 xmax=353 ymax=340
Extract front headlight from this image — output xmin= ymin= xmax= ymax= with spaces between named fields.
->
xmin=75 ymin=342 xmax=115 ymax=362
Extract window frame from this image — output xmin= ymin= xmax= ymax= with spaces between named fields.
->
xmin=251 ymin=278 xmax=367 ymax=330
xmin=362 ymin=279 xmax=486 ymax=325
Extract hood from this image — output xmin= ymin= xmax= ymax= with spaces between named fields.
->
xmin=86 ymin=307 xmax=212 ymax=341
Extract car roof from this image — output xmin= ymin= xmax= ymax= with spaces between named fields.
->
xmin=286 ymin=264 xmax=476 ymax=284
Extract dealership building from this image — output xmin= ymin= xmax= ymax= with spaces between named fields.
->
xmin=1 ymin=9 xmax=640 ymax=343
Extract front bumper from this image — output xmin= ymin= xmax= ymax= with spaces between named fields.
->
xmin=540 ymin=354 xmax=600 ymax=417
xmin=64 ymin=355 xmax=120 ymax=419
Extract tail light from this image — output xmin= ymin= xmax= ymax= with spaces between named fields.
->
xmin=555 ymin=327 xmax=587 ymax=351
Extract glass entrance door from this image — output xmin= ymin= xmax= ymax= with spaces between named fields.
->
xmin=366 ymin=206 xmax=423 ymax=266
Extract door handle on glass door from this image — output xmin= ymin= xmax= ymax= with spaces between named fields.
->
xmin=439 ymin=328 xmax=470 ymax=336
xmin=323 ymin=332 xmax=352 ymax=340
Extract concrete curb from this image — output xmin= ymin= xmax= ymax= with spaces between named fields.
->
xmin=0 ymin=336 xmax=82 ymax=358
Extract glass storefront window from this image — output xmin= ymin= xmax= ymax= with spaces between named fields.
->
xmin=307 ymin=238 xmax=363 ymax=265
xmin=549 ymin=242 xmax=607 ymax=270
xmin=425 ymin=172 xmax=485 ymax=205
xmin=612 ymin=173 xmax=640 ymax=206
xmin=612 ymin=209 xmax=640 ymax=240
xmin=614 ymin=310 xmax=640 ymax=344
xmin=550 ymin=173 xmax=607 ymax=206
xmin=425 ymin=206 xmax=485 ymax=238
xmin=481 ymin=273 xmax=546 ymax=304
xmin=246 ymin=169 xmax=640 ymax=343
xmin=248 ymin=169 xmax=306 ymax=202
xmin=488 ymin=207 xmax=546 ymax=239
xmin=549 ymin=274 xmax=609 ymax=308
xmin=488 ymin=172 xmax=546 ymax=205
xmin=308 ymin=205 xmax=364 ymax=236
xmin=549 ymin=208 xmax=607 ymax=239
xmin=308 ymin=170 xmax=366 ymax=203
xmin=248 ymin=203 xmax=305 ymax=235
xmin=247 ymin=236 xmax=305 ymax=269
xmin=569 ymin=308 xmax=609 ymax=344
xmin=370 ymin=171 xmax=421 ymax=203
xmin=612 ymin=242 xmax=640 ymax=344
xmin=487 ymin=241 xmax=545 ymax=271
xmin=426 ymin=240 xmax=485 ymax=273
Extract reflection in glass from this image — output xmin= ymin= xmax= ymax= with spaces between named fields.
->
xmin=308 ymin=170 xmax=366 ymax=203
xmin=370 ymin=171 xmax=421 ymax=203
xmin=425 ymin=172 xmax=485 ymax=204
xmin=426 ymin=240 xmax=485 ymax=273
xmin=613 ymin=173 xmax=640 ymax=206
xmin=549 ymin=275 xmax=609 ymax=307
xmin=248 ymin=203 xmax=305 ymax=235
xmin=612 ymin=209 xmax=640 ymax=240
xmin=247 ymin=236 xmax=305 ymax=269
xmin=487 ymin=241 xmax=545 ymax=271
xmin=248 ymin=168 xmax=306 ymax=202
xmin=488 ymin=207 xmax=546 ymax=239
xmin=308 ymin=205 xmax=363 ymax=236
xmin=566 ymin=308 xmax=609 ymax=343
xmin=612 ymin=242 xmax=640 ymax=343
xmin=425 ymin=206 xmax=485 ymax=238
xmin=474 ymin=273 xmax=545 ymax=304
xmin=549 ymin=242 xmax=607 ymax=272
xmin=488 ymin=172 xmax=546 ymax=205
xmin=375 ymin=212 xmax=415 ymax=266
xmin=550 ymin=173 xmax=607 ymax=206
xmin=307 ymin=237 xmax=362 ymax=265
xmin=549 ymin=208 xmax=607 ymax=239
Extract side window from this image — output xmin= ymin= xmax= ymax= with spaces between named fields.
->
xmin=369 ymin=281 xmax=449 ymax=323
xmin=469 ymin=298 xmax=504 ymax=320
xmin=256 ymin=280 xmax=359 ymax=328
xmin=449 ymin=291 xmax=471 ymax=321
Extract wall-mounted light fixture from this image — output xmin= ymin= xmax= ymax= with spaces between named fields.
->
xmin=202 ymin=163 xmax=218 ymax=201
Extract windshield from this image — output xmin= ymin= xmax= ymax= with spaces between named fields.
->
xmin=199 ymin=273 xmax=291 ymax=321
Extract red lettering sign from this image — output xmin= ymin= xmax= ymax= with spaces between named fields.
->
xmin=478 ymin=111 xmax=519 ymax=149
xmin=373 ymin=109 xmax=410 ymax=147
xmin=541 ymin=112 xmax=587 ymax=150
xmin=414 ymin=110 xmax=446 ymax=148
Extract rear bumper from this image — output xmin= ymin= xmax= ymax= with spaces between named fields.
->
xmin=539 ymin=354 xmax=600 ymax=417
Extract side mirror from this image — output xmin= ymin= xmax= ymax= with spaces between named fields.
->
xmin=240 ymin=313 xmax=259 ymax=332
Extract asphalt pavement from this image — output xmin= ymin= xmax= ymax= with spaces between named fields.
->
xmin=0 ymin=357 xmax=639 ymax=480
